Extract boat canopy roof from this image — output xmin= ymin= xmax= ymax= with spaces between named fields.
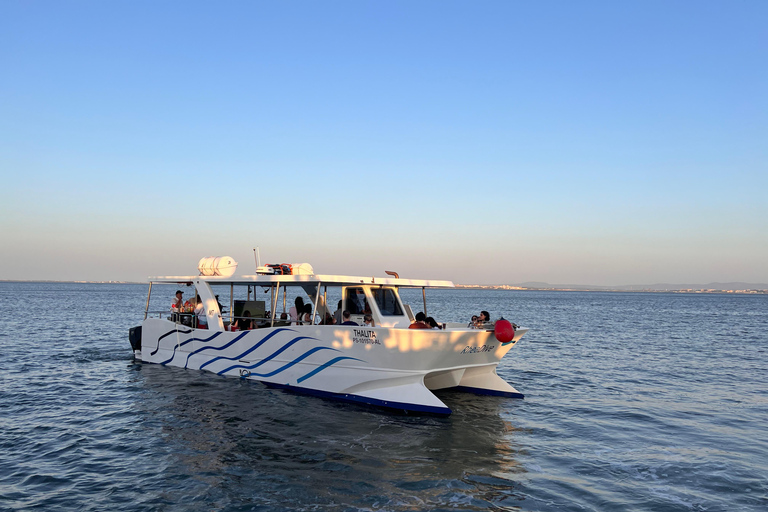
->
xmin=147 ymin=273 xmax=455 ymax=288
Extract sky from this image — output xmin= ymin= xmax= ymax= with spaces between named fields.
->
xmin=1 ymin=0 xmax=766 ymax=285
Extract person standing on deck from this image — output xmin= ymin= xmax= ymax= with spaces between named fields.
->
xmin=194 ymin=296 xmax=208 ymax=329
xmin=171 ymin=290 xmax=184 ymax=310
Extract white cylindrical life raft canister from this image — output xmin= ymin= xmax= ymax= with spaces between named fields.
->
xmin=290 ymin=263 xmax=314 ymax=275
xmin=198 ymin=256 xmax=238 ymax=277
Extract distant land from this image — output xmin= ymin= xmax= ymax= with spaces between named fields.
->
xmin=457 ymin=282 xmax=768 ymax=294
xmin=2 ymin=280 xmax=767 ymax=294
xmin=0 ymin=280 xmax=143 ymax=284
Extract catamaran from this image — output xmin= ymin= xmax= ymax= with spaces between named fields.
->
xmin=129 ymin=256 xmax=528 ymax=415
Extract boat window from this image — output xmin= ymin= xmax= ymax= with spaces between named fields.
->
xmin=345 ymin=287 xmax=369 ymax=315
xmin=371 ymin=288 xmax=403 ymax=316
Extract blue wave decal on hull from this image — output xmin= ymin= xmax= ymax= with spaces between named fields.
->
xmin=151 ymin=328 xmax=192 ymax=356
xmin=209 ymin=334 xmax=314 ymax=373
xmin=218 ymin=345 xmax=342 ymax=376
xmin=296 ymin=356 xmax=362 ymax=383
xmin=199 ymin=328 xmax=294 ymax=371
xmin=159 ymin=332 xmax=222 ymax=365
xmin=183 ymin=330 xmax=251 ymax=369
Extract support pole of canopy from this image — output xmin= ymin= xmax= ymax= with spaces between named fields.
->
xmin=144 ymin=282 xmax=152 ymax=320
xmin=271 ymin=283 xmax=278 ymax=328
xmin=230 ymin=283 xmax=234 ymax=327
xmin=312 ymin=283 xmax=321 ymax=325
xmin=422 ymin=287 xmax=427 ymax=316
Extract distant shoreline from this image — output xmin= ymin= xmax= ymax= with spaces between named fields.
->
xmin=2 ymin=279 xmax=766 ymax=294
xmin=0 ymin=280 xmax=145 ymax=285
xmin=455 ymin=284 xmax=768 ymax=294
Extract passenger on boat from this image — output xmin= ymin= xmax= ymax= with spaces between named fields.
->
xmin=302 ymin=303 xmax=314 ymax=325
xmin=171 ymin=290 xmax=184 ymax=311
xmin=479 ymin=311 xmax=490 ymax=326
xmin=170 ymin=290 xmax=185 ymax=322
xmin=341 ymin=310 xmax=359 ymax=326
xmin=194 ymin=297 xmax=208 ymax=329
xmin=425 ymin=316 xmax=439 ymax=329
xmin=289 ymin=297 xmax=305 ymax=325
xmin=233 ymin=310 xmax=254 ymax=331
xmin=409 ymin=312 xmax=430 ymax=329
xmin=363 ymin=314 xmax=374 ymax=327
xmin=468 ymin=315 xmax=478 ymax=327
xmin=321 ymin=312 xmax=335 ymax=325
xmin=346 ymin=288 xmax=369 ymax=314
xmin=333 ymin=300 xmax=342 ymax=324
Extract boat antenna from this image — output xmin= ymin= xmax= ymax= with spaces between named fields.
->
xmin=253 ymin=247 xmax=261 ymax=271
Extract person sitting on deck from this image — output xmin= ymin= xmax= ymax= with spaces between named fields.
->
xmin=363 ymin=314 xmax=374 ymax=327
xmin=478 ymin=310 xmax=491 ymax=326
xmin=409 ymin=312 xmax=430 ymax=329
xmin=341 ymin=310 xmax=359 ymax=326
xmin=425 ymin=316 xmax=440 ymax=329
xmin=302 ymin=303 xmax=314 ymax=325
xmin=289 ymin=297 xmax=304 ymax=325
xmin=233 ymin=310 xmax=254 ymax=331
xmin=321 ymin=312 xmax=335 ymax=325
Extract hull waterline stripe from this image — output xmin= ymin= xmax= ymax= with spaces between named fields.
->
xmin=451 ymin=385 xmax=524 ymax=399
xmin=198 ymin=328 xmax=295 ymax=371
xmin=263 ymin=382 xmax=452 ymax=416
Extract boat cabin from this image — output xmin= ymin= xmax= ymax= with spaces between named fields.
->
xmin=143 ymin=266 xmax=454 ymax=332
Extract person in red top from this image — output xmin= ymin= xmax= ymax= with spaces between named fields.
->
xmin=409 ymin=312 xmax=430 ymax=329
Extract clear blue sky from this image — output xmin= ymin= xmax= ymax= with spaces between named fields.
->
xmin=1 ymin=1 xmax=766 ymax=285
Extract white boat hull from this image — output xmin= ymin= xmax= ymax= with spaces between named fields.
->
xmin=139 ymin=319 xmax=527 ymax=415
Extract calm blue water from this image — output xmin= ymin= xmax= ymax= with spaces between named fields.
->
xmin=1 ymin=282 xmax=766 ymax=511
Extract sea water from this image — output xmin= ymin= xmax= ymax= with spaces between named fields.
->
xmin=0 ymin=282 xmax=765 ymax=511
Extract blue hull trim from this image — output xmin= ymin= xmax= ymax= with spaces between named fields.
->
xmin=263 ymin=382 xmax=453 ymax=416
xmin=451 ymin=385 xmax=525 ymax=399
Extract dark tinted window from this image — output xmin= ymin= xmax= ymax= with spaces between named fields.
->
xmin=372 ymin=288 xmax=403 ymax=316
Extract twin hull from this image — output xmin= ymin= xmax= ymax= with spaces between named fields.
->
xmin=140 ymin=318 xmax=525 ymax=414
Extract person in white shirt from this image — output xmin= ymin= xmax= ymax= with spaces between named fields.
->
xmin=194 ymin=296 xmax=208 ymax=328
xmin=171 ymin=290 xmax=184 ymax=310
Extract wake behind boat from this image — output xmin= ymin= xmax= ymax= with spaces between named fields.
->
xmin=129 ymin=256 xmax=528 ymax=415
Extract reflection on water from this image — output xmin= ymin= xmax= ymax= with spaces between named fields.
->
xmin=135 ymin=363 xmax=527 ymax=510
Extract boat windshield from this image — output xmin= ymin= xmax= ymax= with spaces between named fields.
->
xmin=371 ymin=287 xmax=403 ymax=316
